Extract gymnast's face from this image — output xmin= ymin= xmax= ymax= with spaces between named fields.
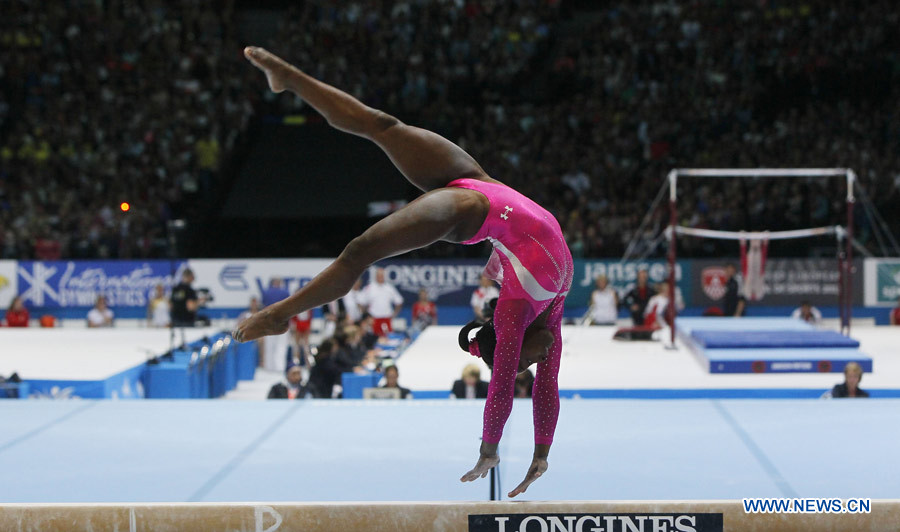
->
xmin=518 ymin=327 xmax=554 ymax=372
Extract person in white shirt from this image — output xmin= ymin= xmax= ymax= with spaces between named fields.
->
xmin=643 ymin=282 xmax=685 ymax=330
xmin=470 ymin=275 xmax=500 ymax=320
xmin=588 ymin=274 xmax=618 ymax=325
xmin=791 ymin=301 xmax=822 ymax=325
xmin=147 ymin=284 xmax=170 ymax=328
xmin=342 ymin=278 xmax=364 ymax=324
xmin=87 ymin=295 xmax=114 ymax=328
xmin=358 ymin=268 xmax=403 ymax=335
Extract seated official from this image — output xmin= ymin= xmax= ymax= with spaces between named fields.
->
xmin=381 ymin=365 xmax=411 ymax=399
xmin=308 ymin=339 xmax=342 ymax=399
xmin=515 ymin=369 xmax=535 ymax=398
xmin=268 ymin=365 xmax=312 ymax=399
xmin=829 ymin=362 xmax=869 ymax=398
xmin=451 ymin=363 xmax=489 ymax=399
xmin=5 ymin=296 xmax=30 ymax=327
xmin=791 ymin=301 xmax=822 ymax=325
xmin=87 ymin=295 xmax=114 ymax=328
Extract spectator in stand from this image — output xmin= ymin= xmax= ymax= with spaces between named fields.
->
xmin=308 ymin=339 xmax=341 ymax=399
xmin=623 ymin=269 xmax=652 ymax=326
xmin=237 ymin=296 xmax=264 ymax=368
xmin=87 ymin=295 xmax=114 ymax=328
xmin=828 ymin=362 xmax=869 ymax=399
xmin=643 ymin=282 xmax=672 ymax=330
xmin=321 ymin=299 xmax=344 ymax=339
xmin=722 ymin=264 xmax=746 ymax=317
xmin=334 ymin=325 xmax=367 ymax=373
xmin=358 ymin=268 xmax=403 ymax=335
xmin=358 ymin=313 xmax=380 ymax=350
xmin=342 ymin=278 xmax=364 ymax=324
xmin=381 ymin=365 xmax=411 ymax=399
xmin=236 ymin=297 xmax=261 ymax=325
xmin=411 ymin=288 xmax=438 ymax=332
xmin=588 ymin=274 xmax=618 ymax=325
xmin=890 ymin=296 xmax=900 ymax=326
xmin=515 ymin=369 xmax=535 ymax=399
xmin=452 ymin=363 xmax=490 ymax=399
xmin=170 ymin=269 xmax=205 ymax=327
xmin=259 ymin=277 xmax=291 ymax=372
xmin=5 ymin=296 xmax=29 ymax=327
xmin=290 ymin=306 xmax=314 ymax=368
xmin=791 ymin=301 xmax=822 ymax=325
xmin=268 ymin=365 xmax=311 ymax=399
xmin=147 ymin=284 xmax=170 ymax=328
xmin=471 ymin=275 xmax=501 ymax=321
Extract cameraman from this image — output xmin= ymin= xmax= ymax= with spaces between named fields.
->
xmin=170 ymin=268 xmax=210 ymax=327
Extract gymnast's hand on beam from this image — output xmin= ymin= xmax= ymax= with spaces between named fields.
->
xmin=507 ymin=456 xmax=548 ymax=498
xmin=232 ymin=307 xmax=289 ymax=343
xmin=460 ymin=441 xmax=499 ymax=483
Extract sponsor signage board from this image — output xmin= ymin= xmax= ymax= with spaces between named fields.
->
xmin=691 ymin=258 xmax=863 ymax=307
xmin=468 ymin=512 xmax=723 ymax=532
xmin=863 ymin=258 xmax=900 ymax=306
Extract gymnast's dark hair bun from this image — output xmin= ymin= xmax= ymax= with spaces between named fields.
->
xmin=458 ymin=317 xmax=497 ymax=370
xmin=458 ymin=320 xmax=483 ymax=352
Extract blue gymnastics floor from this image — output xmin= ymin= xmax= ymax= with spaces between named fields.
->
xmin=1 ymin=399 xmax=897 ymax=503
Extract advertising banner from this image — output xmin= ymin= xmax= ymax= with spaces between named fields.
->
xmin=690 ymin=258 xmax=863 ymax=307
xmin=864 ymin=258 xmax=900 ymax=306
xmin=0 ymin=260 xmax=16 ymax=308
xmin=187 ymin=258 xmax=334 ymax=309
xmin=17 ymin=260 xmax=186 ymax=310
xmin=569 ymin=259 xmax=689 ymax=308
xmin=375 ymin=259 xmax=486 ymax=307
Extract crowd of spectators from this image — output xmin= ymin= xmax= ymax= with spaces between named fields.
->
xmin=0 ymin=0 xmax=254 ymax=259
xmin=259 ymin=0 xmax=900 ymax=259
xmin=3 ymin=1 xmax=898 ymax=260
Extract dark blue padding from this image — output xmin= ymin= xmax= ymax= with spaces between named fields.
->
xmin=691 ymin=329 xmax=860 ymax=349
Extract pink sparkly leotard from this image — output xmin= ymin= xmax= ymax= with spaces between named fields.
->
xmin=447 ymin=178 xmax=574 ymax=446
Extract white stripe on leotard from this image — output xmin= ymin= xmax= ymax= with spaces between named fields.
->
xmin=490 ymin=238 xmax=559 ymax=302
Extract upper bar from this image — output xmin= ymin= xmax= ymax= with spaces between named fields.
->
xmin=675 ymin=168 xmax=848 ymax=177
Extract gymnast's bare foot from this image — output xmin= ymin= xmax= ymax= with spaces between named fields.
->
xmin=232 ymin=306 xmax=289 ymax=343
xmin=244 ymin=46 xmax=293 ymax=93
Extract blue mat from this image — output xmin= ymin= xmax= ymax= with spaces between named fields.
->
xmin=691 ymin=329 xmax=860 ymax=349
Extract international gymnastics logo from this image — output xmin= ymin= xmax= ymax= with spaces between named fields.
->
xmin=468 ymin=513 xmax=723 ymax=532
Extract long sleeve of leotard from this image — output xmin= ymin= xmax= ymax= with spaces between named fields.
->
xmin=531 ymin=297 xmax=564 ymax=445
xmin=482 ymin=297 xmax=534 ymax=445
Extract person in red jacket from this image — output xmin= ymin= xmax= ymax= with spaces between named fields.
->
xmin=411 ymin=288 xmax=437 ymax=331
xmin=5 ymin=296 xmax=30 ymax=327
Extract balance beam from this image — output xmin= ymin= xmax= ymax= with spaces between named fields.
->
xmin=2 ymin=500 xmax=897 ymax=532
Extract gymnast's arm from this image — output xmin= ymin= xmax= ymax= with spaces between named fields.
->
xmin=461 ymin=296 xmax=533 ymax=484
xmin=234 ymin=187 xmax=483 ymax=342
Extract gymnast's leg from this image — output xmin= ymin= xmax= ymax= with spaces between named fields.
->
xmin=244 ymin=46 xmax=491 ymax=192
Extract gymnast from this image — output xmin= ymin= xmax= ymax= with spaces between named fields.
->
xmin=233 ymin=47 xmax=573 ymax=497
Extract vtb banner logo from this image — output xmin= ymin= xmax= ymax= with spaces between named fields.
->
xmin=468 ymin=513 xmax=723 ymax=532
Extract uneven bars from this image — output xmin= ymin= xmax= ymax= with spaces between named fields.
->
xmin=674 ymin=226 xmax=839 ymax=241
xmin=674 ymin=168 xmax=849 ymax=177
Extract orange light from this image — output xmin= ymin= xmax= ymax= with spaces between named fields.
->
xmin=120 ymin=202 xmax=131 ymax=212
